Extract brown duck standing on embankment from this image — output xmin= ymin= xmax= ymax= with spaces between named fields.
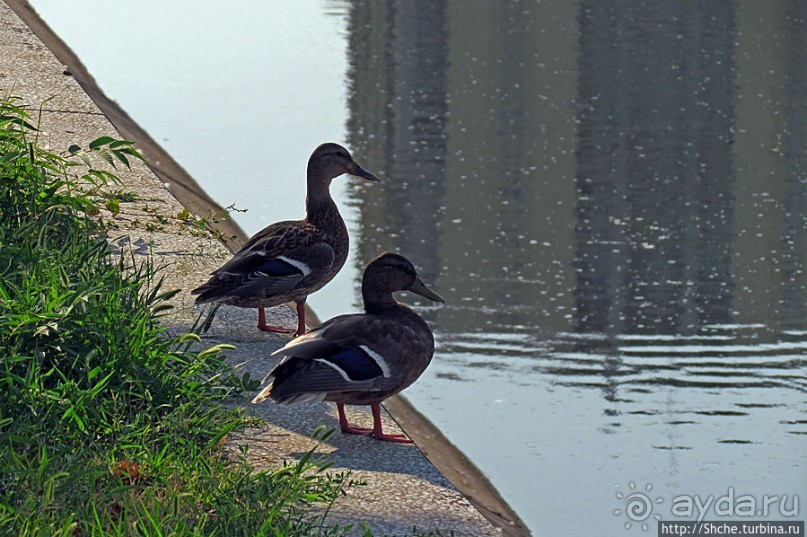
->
xmin=252 ymin=252 xmax=444 ymax=443
xmin=192 ymin=143 xmax=378 ymax=336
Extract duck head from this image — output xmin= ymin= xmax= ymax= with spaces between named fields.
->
xmin=362 ymin=252 xmax=444 ymax=310
xmin=308 ymin=142 xmax=379 ymax=184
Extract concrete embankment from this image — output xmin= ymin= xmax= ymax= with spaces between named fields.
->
xmin=1 ymin=2 xmax=529 ymax=534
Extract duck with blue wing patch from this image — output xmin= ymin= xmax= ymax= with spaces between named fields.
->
xmin=252 ymin=252 xmax=444 ymax=443
xmin=191 ymin=143 xmax=378 ymax=336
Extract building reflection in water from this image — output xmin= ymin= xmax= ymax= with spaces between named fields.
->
xmin=345 ymin=0 xmax=449 ymax=291
xmin=346 ymin=0 xmax=580 ymax=335
xmin=343 ymin=0 xmax=804 ymax=343
xmin=574 ymin=1 xmax=737 ymax=336
xmin=340 ymin=1 xmax=805 ymax=533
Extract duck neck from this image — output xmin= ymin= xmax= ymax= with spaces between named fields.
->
xmin=305 ymin=175 xmax=341 ymax=228
xmin=362 ymin=284 xmax=400 ymax=315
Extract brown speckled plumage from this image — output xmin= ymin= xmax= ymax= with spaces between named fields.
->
xmin=191 ymin=143 xmax=377 ymax=334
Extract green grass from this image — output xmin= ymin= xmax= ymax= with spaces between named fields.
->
xmin=0 ymin=95 xmax=358 ymax=536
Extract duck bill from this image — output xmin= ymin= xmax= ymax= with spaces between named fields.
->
xmin=409 ymin=277 xmax=445 ymax=303
xmin=350 ymin=164 xmax=379 ymax=182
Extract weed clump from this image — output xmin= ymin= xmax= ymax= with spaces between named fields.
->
xmin=0 ymin=96 xmax=354 ymax=536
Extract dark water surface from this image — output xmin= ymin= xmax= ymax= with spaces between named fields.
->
xmin=345 ymin=2 xmax=806 ymax=533
xmin=30 ymin=1 xmax=806 ymax=534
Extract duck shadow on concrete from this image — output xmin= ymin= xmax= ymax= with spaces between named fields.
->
xmin=230 ymin=395 xmax=454 ymax=490
xmin=177 ymin=306 xmax=454 ymax=490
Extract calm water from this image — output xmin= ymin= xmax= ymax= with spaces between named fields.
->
xmin=30 ymin=1 xmax=807 ymax=534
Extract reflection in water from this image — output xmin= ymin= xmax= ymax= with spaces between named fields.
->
xmin=345 ymin=0 xmax=805 ymax=534
xmin=347 ymin=0 xmax=449 ymax=292
xmin=575 ymin=1 xmax=737 ymax=335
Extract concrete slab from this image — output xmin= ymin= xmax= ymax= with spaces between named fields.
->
xmin=1 ymin=1 xmax=528 ymax=535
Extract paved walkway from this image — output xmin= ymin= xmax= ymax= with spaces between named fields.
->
xmin=1 ymin=2 xmax=527 ymax=535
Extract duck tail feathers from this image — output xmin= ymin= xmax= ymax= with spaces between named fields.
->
xmin=251 ymin=378 xmax=328 ymax=405
xmin=281 ymin=392 xmax=327 ymax=404
xmin=191 ymin=284 xmax=226 ymax=304
xmin=251 ymin=384 xmax=274 ymax=404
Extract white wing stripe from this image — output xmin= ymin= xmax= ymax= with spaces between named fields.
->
xmin=360 ymin=345 xmax=391 ymax=378
xmin=277 ymin=255 xmax=312 ymax=276
xmin=314 ymin=358 xmax=354 ymax=382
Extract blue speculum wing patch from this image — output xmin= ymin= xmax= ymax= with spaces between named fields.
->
xmin=326 ymin=347 xmax=383 ymax=381
xmin=257 ymin=258 xmax=302 ymax=276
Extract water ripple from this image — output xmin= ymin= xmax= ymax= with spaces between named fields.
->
xmin=434 ymin=325 xmax=807 ymax=394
